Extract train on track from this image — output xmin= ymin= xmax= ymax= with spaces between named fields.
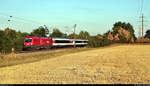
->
xmin=23 ymin=36 xmax=88 ymax=50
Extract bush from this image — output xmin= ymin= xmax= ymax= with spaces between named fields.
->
xmin=100 ymin=37 xmax=112 ymax=47
xmin=136 ymin=37 xmax=150 ymax=43
xmin=14 ymin=32 xmax=25 ymax=51
xmin=88 ymin=36 xmax=112 ymax=48
xmin=88 ymin=37 xmax=101 ymax=48
xmin=0 ymin=29 xmax=26 ymax=53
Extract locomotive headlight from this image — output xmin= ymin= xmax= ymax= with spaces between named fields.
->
xmin=31 ymin=43 xmax=33 ymax=45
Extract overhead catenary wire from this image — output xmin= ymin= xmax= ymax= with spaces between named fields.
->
xmin=137 ymin=0 xmax=141 ymax=15
xmin=140 ymin=0 xmax=144 ymax=14
xmin=0 ymin=12 xmax=44 ymax=26
xmin=137 ymin=0 xmax=150 ymax=38
xmin=0 ymin=12 xmax=52 ymax=34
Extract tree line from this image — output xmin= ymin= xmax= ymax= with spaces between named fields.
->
xmin=0 ymin=25 xmax=92 ymax=53
xmin=1 ymin=21 xmax=150 ymax=53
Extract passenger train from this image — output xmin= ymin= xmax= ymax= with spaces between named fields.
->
xmin=24 ymin=36 xmax=88 ymax=50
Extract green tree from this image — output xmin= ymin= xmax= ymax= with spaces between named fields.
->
xmin=0 ymin=28 xmax=17 ymax=52
xmin=4 ymin=28 xmax=17 ymax=41
xmin=144 ymin=30 xmax=150 ymax=39
xmin=0 ymin=30 xmax=5 ymax=51
xmin=112 ymin=21 xmax=136 ymax=42
xmin=88 ymin=36 xmax=101 ymax=47
xmin=0 ymin=28 xmax=29 ymax=52
xmin=78 ymin=31 xmax=90 ymax=39
xmin=50 ymin=28 xmax=65 ymax=38
xmin=31 ymin=26 xmax=49 ymax=37
xmin=96 ymin=34 xmax=103 ymax=39
xmin=68 ymin=33 xmax=79 ymax=39
xmin=113 ymin=22 xmax=135 ymax=34
xmin=14 ymin=31 xmax=26 ymax=51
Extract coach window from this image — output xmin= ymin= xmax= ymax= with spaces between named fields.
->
xmin=55 ymin=40 xmax=70 ymax=43
xmin=84 ymin=41 xmax=88 ymax=43
xmin=75 ymin=41 xmax=82 ymax=43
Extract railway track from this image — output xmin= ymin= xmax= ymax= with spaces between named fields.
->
xmin=16 ymin=47 xmax=78 ymax=54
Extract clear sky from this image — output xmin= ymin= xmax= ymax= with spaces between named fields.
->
xmin=0 ymin=0 xmax=150 ymax=36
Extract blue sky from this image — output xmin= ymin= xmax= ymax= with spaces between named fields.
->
xmin=0 ymin=0 xmax=150 ymax=36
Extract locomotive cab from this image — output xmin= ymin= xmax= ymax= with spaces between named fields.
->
xmin=24 ymin=38 xmax=33 ymax=46
xmin=24 ymin=37 xmax=34 ymax=50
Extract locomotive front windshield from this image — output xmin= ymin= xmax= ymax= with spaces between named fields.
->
xmin=25 ymin=38 xmax=32 ymax=42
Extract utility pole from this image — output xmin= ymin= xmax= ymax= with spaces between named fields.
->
xmin=73 ymin=24 xmax=77 ymax=48
xmin=139 ymin=13 xmax=147 ymax=38
xmin=138 ymin=28 xmax=141 ymax=38
xmin=8 ymin=16 xmax=15 ymax=53
xmin=64 ymin=26 xmax=69 ymax=38
xmin=141 ymin=13 xmax=144 ymax=37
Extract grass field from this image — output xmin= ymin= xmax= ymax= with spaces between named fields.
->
xmin=0 ymin=44 xmax=150 ymax=84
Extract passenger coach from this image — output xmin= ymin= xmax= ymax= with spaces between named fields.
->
xmin=52 ymin=38 xmax=74 ymax=47
xmin=73 ymin=39 xmax=88 ymax=47
xmin=52 ymin=38 xmax=88 ymax=47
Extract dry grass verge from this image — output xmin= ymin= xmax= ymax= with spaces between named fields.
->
xmin=0 ymin=47 xmax=94 ymax=68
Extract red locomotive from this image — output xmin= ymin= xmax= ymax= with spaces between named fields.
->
xmin=24 ymin=36 xmax=52 ymax=49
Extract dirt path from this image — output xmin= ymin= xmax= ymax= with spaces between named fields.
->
xmin=0 ymin=44 xmax=150 ymax=84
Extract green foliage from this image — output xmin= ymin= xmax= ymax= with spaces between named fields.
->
xmin=68 ymin=33 xmax=79 ymax=39
xmin=31 ymin=26 xmax=49 ymax=37
xmin=0 ymin=28 xmax=17 ymax=52
xmin=14 ymin=31 xmax=25 ymax=51
xmin=113 ymin=22 xmax=134 ymax=34
xmin=50 ymin=28 xmax=65 ymax=38
xmin=78 ymin=31 xmax=90 ymax=39
xmin=88 ymin=38 xmax=111 ymax=48
xmin=0 ymin=30 xmax=5 ymax=51
xmin=88 ymin=34 xmax=111 ymax=48
xmin=112 ymin=21 xmax=136 ymax=42
xmin=96 ymin=34 xmax=103 ymax=39
xmin=145 ymin=30 xmax=150 ymax=39
xmin=100 ymin=34 xmax=112 ymax=46
xmin=88 ymin=37 xmax=101 ymax=48
xmin=0 ymin=28 xmax=26 ymax=53
xmin=118 ymin=35 xmax=128 ymax=43
xmin=100 ymin=39 xmax=108 ymax=47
